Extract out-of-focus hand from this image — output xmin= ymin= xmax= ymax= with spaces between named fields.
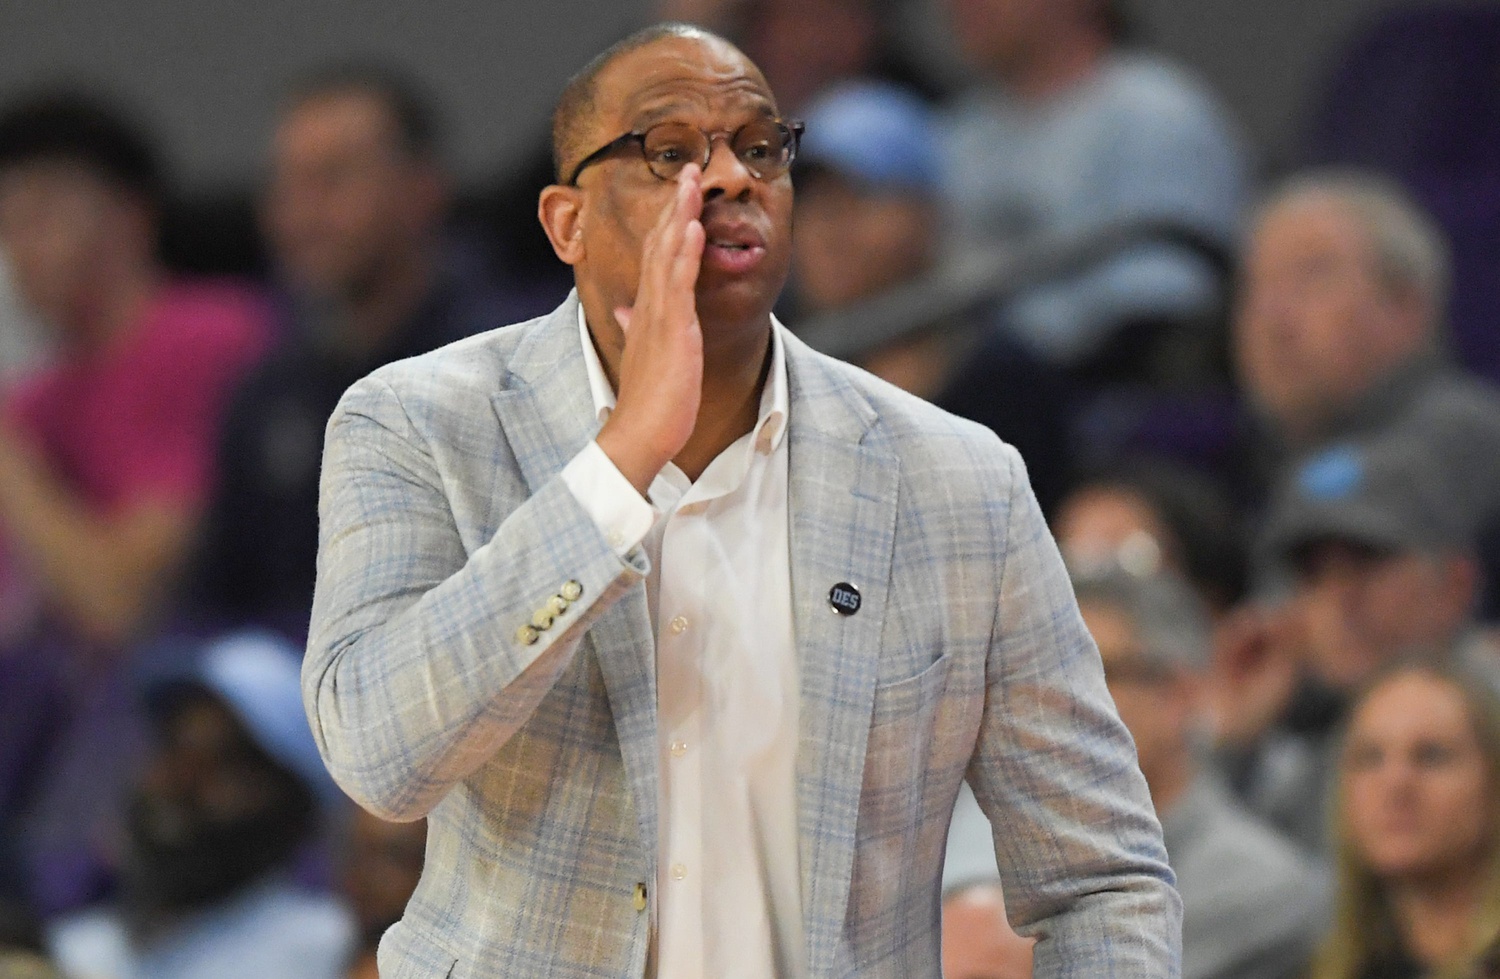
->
xmin=596 ymin=165 xmax=706 ymax=496
xmin=1206 ymin=603 xmax=1305 ymax=749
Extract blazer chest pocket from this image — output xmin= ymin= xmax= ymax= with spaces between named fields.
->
xmin=865 ymin=653 xmax=952 ymax=783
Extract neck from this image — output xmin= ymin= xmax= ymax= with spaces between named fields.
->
xmin=328 ymin=245 xmax=435 ymax=359
xmin=1000 ymin=28 xmax=1110 ymax=103
xmin=677 ymin=317 xmax=773 ymax=479
xmin=1388 ymin=863 xmax=1486 ymax=968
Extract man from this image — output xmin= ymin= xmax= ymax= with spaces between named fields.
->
xmin=1074 ymin=567 xmax=1326 ymax=979
xmin=305 ymin=23 xmax=1179 ymax=977
xmin=0 ymin=93 xmax=270 ymax=914
xmin=48 ymin=632 xmax=352 ymax=979
xmin=939 ymin=0 xmax=1246 ymax=370
xmin=1234 ymin=171 xmax=1500 ymax=521
xmin=1221 ymin=434 xmax=1497 ymax=851
xmin=189 ymin=67 xmax=518 ymax=637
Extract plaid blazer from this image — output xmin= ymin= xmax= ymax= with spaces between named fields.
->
xmin=304 ymin=294 xmax=1181 ymax=978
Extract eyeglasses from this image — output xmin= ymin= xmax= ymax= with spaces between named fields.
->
xmin=566 ymin=118 xmax=805 ymax=187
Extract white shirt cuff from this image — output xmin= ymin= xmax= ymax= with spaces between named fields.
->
xmin=560 ymin=440 xmax=656 ymax=557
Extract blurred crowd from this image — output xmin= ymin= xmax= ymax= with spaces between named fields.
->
xmin=2 ymin=0 xmax=1500 ymax=977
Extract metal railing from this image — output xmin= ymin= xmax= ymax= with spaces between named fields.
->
xmin=793 ymin=217 xmax=1235 ymax=362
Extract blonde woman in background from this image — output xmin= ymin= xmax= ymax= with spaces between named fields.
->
xmin=1311 ymin=665 xmax=1500 ymax=979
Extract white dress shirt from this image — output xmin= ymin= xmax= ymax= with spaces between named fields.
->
xmin=559 ymin=307 xmax=804 ymax=979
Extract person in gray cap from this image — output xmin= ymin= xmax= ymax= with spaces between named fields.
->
xmin=944 ymin=564 xmax=1328 ymax=979
xmin=1075 ymin=565 xmax=1327 ymax=979
xmin=1221 ymin=435 xmax=1497 ymax=853
xmin=46 ymin=631 xmax=353 ymax=979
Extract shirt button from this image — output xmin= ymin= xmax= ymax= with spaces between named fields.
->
xmin=608 ymin=531 xmax=625 ymax=548
xmin=670 ymin=741 xmax=687 ymax=757
xmin=668 ymin=615 xmax=689 ymax=635
xmin=670 ymin=863 xmax=687 ymax=881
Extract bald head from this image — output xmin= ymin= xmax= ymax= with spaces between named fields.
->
xmin=551 ymin=22 xmax=745 ymax=183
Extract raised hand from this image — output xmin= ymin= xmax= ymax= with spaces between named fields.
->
xmin=595 ymin=165 xmax=706 ymax=495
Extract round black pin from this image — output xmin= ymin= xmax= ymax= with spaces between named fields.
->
xmin=829 ymin=582 xmax=861 ymax=615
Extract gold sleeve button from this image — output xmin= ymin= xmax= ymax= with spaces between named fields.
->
xmin=547 ymin=595 xmax=570 ymax=616
xmin=633 ymin=882 xmax=648 ymax=912
xmin=516 ymin=625 xmax=539 ymax=646
xmin=560 ymin=580 xmax=584 ymax=602
xmin=530 ymin=609 xmax=555 ymax=630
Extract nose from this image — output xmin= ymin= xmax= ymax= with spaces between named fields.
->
xmin=700 ymin=135 xmax=754 ymax=202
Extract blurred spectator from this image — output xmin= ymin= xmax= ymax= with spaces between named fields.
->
xmin=937 ymin=0 xmax=1246 ymax=370
xmin=1219 ymin=436 xmax=1497 ymax=852
xmin=1234 ymin=171 xmax=1500 ymax=523
xmin=47 ymin=632 xmax=352 ymax=979
xmin=0 ymin=92 xmax=269 ymax=646
xmin=1308 ymin=665 xmax=1500 ymax=978
xmin=941 ymin=880 xmax=1034 ymax=979
xmin=0 ymin=93 xmax=271 ymax=914
xmin=1074 ymin=565 xmax=1325 ymax=979
xmin=339 ymin=809 xmax=424 ymax=979
xmin=1054 ymin=457 xmax=1248 ymax=616
xmin=186 ymin=66 xmax=509 ymax=638
xmin=790 ymin=79 xmax=1069 ymax=511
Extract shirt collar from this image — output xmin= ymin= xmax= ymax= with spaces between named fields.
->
xmin=576 ymin=303 xmax=789 ymax=455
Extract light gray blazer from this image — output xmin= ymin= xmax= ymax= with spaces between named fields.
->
xmin=304 ymin=293 xmax=1181 ymax=978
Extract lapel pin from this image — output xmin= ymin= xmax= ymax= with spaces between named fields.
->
xmin=829 ymin=582 xmax=861 ymax=616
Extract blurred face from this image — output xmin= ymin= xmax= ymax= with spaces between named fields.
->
xmin=1294 ymin=542 xmax=1474 ymax=690
xmin=1235 ymin=196 xmax=1426 ymax=439
xmin=793 ymin=172 xmax=935 ymax=311
xmin=264 ymin=91 xmax=442 ymax=302
xmin=559 ymin=35 xmax=794 ymax=339
xmin=128 ymin=692 xmax=309 ymax=911
xmin=344 ymin=808 xmax=426 ymax=942
xmin=1054 ymin=486 xmax=1174 ymax=578
xmin=0 ymin=160 xmax=145 ymax=337
xmin=941 ymin=883 xmax=1035 ymax=979
xmin=1343 ymin=672 xmax=1491 ymax=885
xmin=1083 ymin=600 xmax=1194 ymax=794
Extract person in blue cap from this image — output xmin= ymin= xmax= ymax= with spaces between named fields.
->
xmin=46 ymin=631 xmax=353 ymax=979
xmin=791 ymin=78 xmax=1071 ymax=512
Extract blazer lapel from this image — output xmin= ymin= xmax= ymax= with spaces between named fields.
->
xmin=783 ymin=332 xmax=900 ymax=975
xmin=489 ymin=293 xmax=661 ymax=875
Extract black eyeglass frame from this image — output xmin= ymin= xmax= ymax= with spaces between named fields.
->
xmin=565 ymin=118 xmax=805 ymax=187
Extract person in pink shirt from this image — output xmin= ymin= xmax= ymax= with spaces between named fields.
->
xmin=0 ymin=93 xmax=270 ymax=915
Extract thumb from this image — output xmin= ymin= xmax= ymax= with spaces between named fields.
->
xmin=614 ymin=306 xmax=634 ymax=334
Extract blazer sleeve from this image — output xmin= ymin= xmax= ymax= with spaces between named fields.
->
xmin=303 ymin=374 xmax=645 ymax=821
xmin=968 ymin=445 xmax=1183 ymax=978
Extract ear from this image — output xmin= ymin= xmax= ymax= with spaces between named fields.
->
xmin=538 ymin=184 xmax=585 ymax=266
